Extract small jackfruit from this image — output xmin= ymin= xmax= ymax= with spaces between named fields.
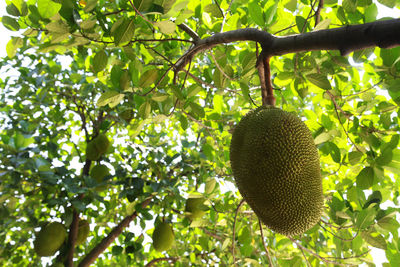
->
xmin=34 ymin=222 xmax=67 ymax=257
xmin=85 ymin=134 xmax=110 ymax=161
xmin=86 ymin=141 xmax=100 ymax=161
xmin=185 ymin=197 xmax=206 ymax=220
xmin=76 ymin=220 xmax=90 ymax=245
xmin=230 ymin=106 xmax=323 ymax=236
xmin=90 ymin=164 xmax=110 ymax=191
xmin=119 ymin=109 xmax=134 ymax=122
xmin=93 ymin=134 xmax=110 ymax=155
xmin=152 ymin=222 xmax=174 ymax=252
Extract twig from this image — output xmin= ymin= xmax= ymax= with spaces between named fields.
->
xmin=326 ymin=90 xmax=362 ymax=152
xmin=182 ymin=111 xmax=214 ymax=130
xmin=128 ymin=0 xmax=153 ymax=25
xmin=213 ymin=0 xmax=225 ymax=19
xmin=299 ymin=245 xmax=312 ymax=267
xmin=232 ymin=199 xmax=246 ymax=266
xmin=258 ymin=219 xmax=274 ymax=266
xmin=145 ymin=257 xmax=179 ymax=267
xmin=315 ymin=0 xmax=324 ymax=27
xmin=220 ymin=0 xmax=235 ymax=32
xmin=133 ymin=38 xmax=194 ymax=44
xmin=318 ymin=222 xmax=358 ymax=242
xmin=203 ymin=228 xmax=225 ymax=241
xmin=289 ymin=237 xmax=356 ymax=266
xmin=210 ymin=50 xmax=236 ymax=81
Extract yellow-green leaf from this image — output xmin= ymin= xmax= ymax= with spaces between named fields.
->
xmin=97 ymin=91 xmax=125 ymax=108
xmin=154 ymin=21 xmax=176 ymax=35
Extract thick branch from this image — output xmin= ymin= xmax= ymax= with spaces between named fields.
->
xmin=175 ymin=29 xmax=273 ymax=71
xmin=271 ymin=19 xmax=400 ymax=55
xmin=64 ymin=212 xmax=80 ymax=267
xmin=78 ymin=197 xmax=152 ymax=267
xmin=176 ymin=19 xmax=400 ymax=71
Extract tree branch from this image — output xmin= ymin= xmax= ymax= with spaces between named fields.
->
xmin=78 ymin=197 xmax=153 ymax=267
xmin=258 ymin=219 xmax=274 ymax=266
xmin=175 ymin=19 xmax=400 ymax=71
xmin=315 ymin=0 xmax=324 ymax=26
xmin=145 ymin=257 xmax=179 ymax=267
xmin=178 ymin=23 xmax=200 ymax=42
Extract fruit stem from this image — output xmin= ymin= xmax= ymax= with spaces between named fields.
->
xmin=257 ymin=53 xmax=276 ymax=107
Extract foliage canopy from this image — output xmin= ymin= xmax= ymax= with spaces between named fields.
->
xmin=1 ymin=0 xmax=400 ymax=266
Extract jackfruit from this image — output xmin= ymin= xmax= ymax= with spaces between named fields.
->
xmin=185 ymin=197 xmax=206 ymax=220
xmin=76 ymin=220 xmax=90 ymax=245
xmin=86 ymin=141 xmax=100 ymax=161
xmin=85 ymin=134 xmax=110 ymax=161
xmin=90 ymin=164 xmax=110 ymax=191
xmin=152 ymin=222 xmax=174 ymax=252
xmin=34 ymin=222 xmax=67 ymax=257
xmin=230 ymin=106 xmax=323 ymax=236
xmin=93 ymin=134 xmax=110 ymax=155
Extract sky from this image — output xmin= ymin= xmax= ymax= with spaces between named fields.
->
xmin=0 ymin=1 xmax=399 ymax=266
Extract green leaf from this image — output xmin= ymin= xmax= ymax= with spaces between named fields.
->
xmin=348 ymin=151 xmax=363 ymax=165
xmin=205 ymin=178 xmax=216 ymax=194
xmin=248 ymin=1 xmax=265 ymax=27
xmin=356 ymin=167 xmax=374 ymax=189
xmin=295 ymin=16 xmax=307 ymax=32
xmin=46 ymin=20 xmax=69 ymax=33
xmin=284 ymin=0 xmax=297 ymax=12
xmin=314 ymin=132 xmax=332 ymax=144
xmin=2 ymin=16 xmax=20 ymax=31
xmin=6 ymin=37 xmax=23 ymax=58
xmin=328 ymin=142 xmax=341 ymax=163
xmin=314 ymin=19 xmax=331 ymax=31
xmin=119 ymin=70 xmax=131 ymax=91
xmin=189 ymin=102 xmax=205 ymax=118
xmin=139 ymin=69 xmax=159 ymax=88
xmin=306 ymin=74 xmax=332 ymax=90
xmin=138 ymin=101 xmax=151 ymax=119
xmin=375 ymin=148 xmax=393 ymax=166
xmin=92 ymin=50 xmax=108 ymax=73
xmin=364 ymin=4 xmax=377 ymax=22
xmin=154 ymin=20 xmax=176 ymax=35
xmin=353 ymin=48 xmax=374 ymax=63
xmin=377 ymin=216 xmax=400 ymax=233
xmin=265 ymin=2 xmax=278 ymax=25
xmin=356 ymin=207 xmax=376 ymax=229
xmin=377 ymin=0 xmax=396 ymax=8
xmin=360 ymin=230 xmax=387 ymax=250
xmin=6 ymin=4 xmax=21 ymax=16
xmin=80 ymin=19 xmax=97 ymax=30
xmin=133 ymin=0 xmax=153 ymax=12
xmin=84 ymin=0 xmax=98 ymax=12
xmin=97 ymin=91 xmax=125 ymax=108
xmin=37 ymin=0 xmax=62 ymax=19
xmin=113 ymin=18 xmax=135 ymax=46
xmin=151 ymin=93 xmax=169 ymax=102
xmin=343 ymin=0 xmax=357 ymax=13
xmin=204 ymin=4 xmax=223 ymax=18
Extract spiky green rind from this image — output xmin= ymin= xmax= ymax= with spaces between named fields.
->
xmin=230 ymin=106 xmax=323 ymax=236
xmin=152 ymin=222 xmax=175 ymax=252
xmin=90 ymin=164 xmax=110 ymax=191
xmin=85 ymin=134 xmax=110 ymax=161
xmin=76 ymin=220 xmax=90 ymax=245
xmin=94 ymin=134 xmax=110 ymax=155
xmin=34 ymin=222 xmax=67 ymax=257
